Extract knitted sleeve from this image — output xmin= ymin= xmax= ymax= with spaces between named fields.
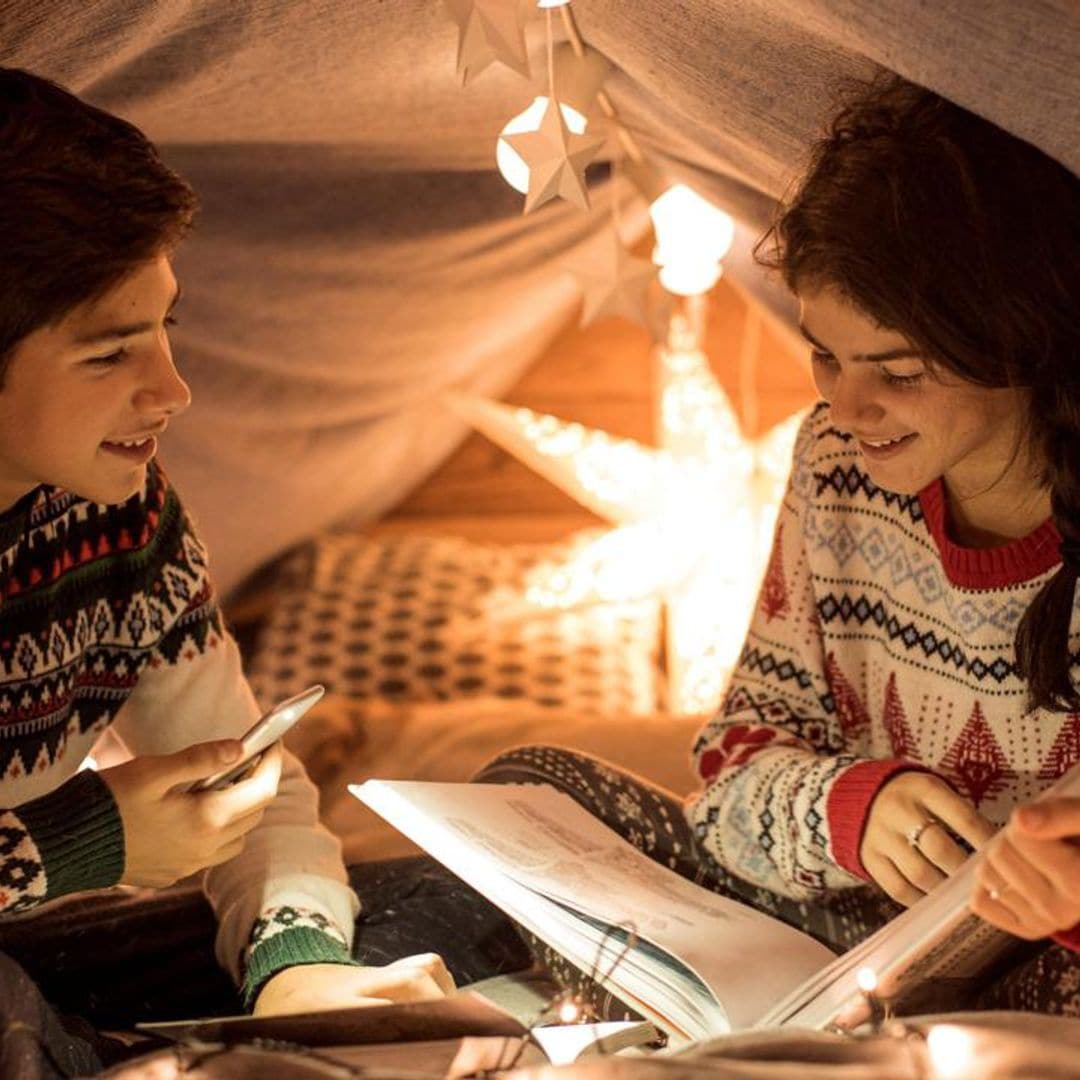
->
xmin=0 ymin=770 xmax=124 ymax=913
xmin=111 ymin=471 xmax=359 ymax=1007
xmin=686 ymin=407 xmax=930 ymax=899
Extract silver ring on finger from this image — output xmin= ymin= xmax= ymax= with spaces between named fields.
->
xmin=906 ymin=818 xmax=939 ymax=850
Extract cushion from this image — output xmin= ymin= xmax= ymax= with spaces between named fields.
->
xmin=246 ymin=531 xmax=662 ymax=718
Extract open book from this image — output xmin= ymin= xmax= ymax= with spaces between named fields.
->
xmin=352 ymin=762 xmax=1079 ymax=1045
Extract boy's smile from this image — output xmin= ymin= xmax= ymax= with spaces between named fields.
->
xmin=0 ymin=256 xmax=190 ymax=512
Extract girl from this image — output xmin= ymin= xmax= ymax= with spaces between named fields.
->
xmin=478 ymin=76 xmax=1080 ymax=1015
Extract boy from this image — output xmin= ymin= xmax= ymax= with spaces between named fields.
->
xmin=0 ymin=66 xmax=450 ymax=1045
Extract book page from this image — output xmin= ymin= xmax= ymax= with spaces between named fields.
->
xmin=354 ymin=780 xmax=835 ymax=1033
xmin=531 ymin=1020 xmax=659 ymax=1063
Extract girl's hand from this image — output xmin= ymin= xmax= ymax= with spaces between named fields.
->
xmin=861 ymin=772 xmax=995 ymax=906
xmin=971 ymin=797 xmax=1080 ymax=939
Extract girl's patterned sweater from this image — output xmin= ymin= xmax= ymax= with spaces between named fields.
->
xmin=688 ymin=403 xmax=1080 ymax=951
xmin=0 ymin=462 xmax=359 ymax=1005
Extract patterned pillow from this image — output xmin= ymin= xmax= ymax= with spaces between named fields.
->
xmin=246 ymin=532 xmax=662 ymax=716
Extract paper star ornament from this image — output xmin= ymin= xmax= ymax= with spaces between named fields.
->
xmin=503 ymin=97 xmax=604 ymax=213
xmin=572 ymin=233 xmax=655 ymax=328
xmin=443 ymin=0 xmax=531 ymax=85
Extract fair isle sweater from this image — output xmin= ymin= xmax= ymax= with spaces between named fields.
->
xmin=0 ymin=462 xmax=359 ymax=1006
xmin=688 ymin=403 xmax=1080 ymax=951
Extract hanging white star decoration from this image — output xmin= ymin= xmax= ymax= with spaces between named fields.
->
xmin=503 ymin=96 xmax=605 ymax=212
xmin=443 ymin=0 xmax=532 ymax=85
xmin=571 ymin=230 xmax=654 ymax=327
xmin=446 ymin=344 xmax=806 ymax=714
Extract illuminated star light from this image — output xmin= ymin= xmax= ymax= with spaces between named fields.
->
xmin=447 ymin=351 xmax=806 ymax=713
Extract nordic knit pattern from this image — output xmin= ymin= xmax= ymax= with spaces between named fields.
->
xmin=0 ymin=463 xmax=359 ymax=1005
xmin=688 ymin=404 xmax=1080 ymax=950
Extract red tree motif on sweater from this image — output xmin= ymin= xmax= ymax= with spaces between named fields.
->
xmin=760 ymin=525 xmax=790 ymax=622
xmin=825 ymin=653 xmax=870 ymax=739
xmin=941 ymin=702 xmax=1016 ymax=807
xmin=1038 ymin=714 xmax=1080 ymax=781
xmin=882 ymin=673 xmax=917 ymax=758
xmin=697 ymin=724 xmax=797 ymax=782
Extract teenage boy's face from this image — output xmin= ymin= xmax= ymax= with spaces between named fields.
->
xmin=0 ymin=256 xmax=190 ymax=511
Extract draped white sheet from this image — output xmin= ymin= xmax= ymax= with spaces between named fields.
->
xmin=3 ymin=1 xmax=1077 ymax=594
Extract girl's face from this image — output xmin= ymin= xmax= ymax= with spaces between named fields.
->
xmin=798 ymin=285 xmax=1032 ymax=501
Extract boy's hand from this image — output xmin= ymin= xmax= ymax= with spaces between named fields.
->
xmin=252 ymin=954 xmax=455 ymax=1017
xmin=861 ymin=772 xmax=995 ymax=906
xmin=99 ymin=740 xmax=283 ymax=888
xmin=972 ymin=797 xmax=1080 ymax=939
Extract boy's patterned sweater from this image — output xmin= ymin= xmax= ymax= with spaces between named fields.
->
xmin=688 ymin=404 xmax=1080 ymax=950
xmin=0 ymin=462 xmax=359 ymax=1005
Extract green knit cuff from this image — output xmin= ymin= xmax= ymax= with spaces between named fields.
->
xmin=241 ymin=926 xmax=357 ymax=1010
xmin=17 ymin=769 xmax=124 ymax=901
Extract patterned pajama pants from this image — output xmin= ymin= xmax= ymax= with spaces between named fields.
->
xmin=472 ymin=745 xmax=1080 ymax=1019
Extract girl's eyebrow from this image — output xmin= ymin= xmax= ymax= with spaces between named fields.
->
xmin=73 ymin=284 xmax=183 ymax=346
xmin=798 ymin=323 xmax=923 ymax=364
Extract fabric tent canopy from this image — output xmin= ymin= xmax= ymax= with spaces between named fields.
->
xmin=3 ymin=0 xmax=1077 ymax=595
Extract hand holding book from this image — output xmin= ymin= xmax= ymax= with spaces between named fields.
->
xmin=862 ymin=772 xmax=995 ymax=907
xmin=972 ymin=796 xmax=1080 ymax=942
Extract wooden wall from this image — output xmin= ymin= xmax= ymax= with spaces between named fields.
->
xmin=375 ymin=277 xmax=817 ymax=542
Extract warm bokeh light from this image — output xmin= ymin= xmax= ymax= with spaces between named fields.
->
xmin=926 ymin=1025 xmax=977 ymax=1080
xmin=855 ymin=967 xmax=878 ymax=994
xmin=448 ymin=349 xmax=804 ymax=713
xmin=650 ymin=184 xmax=735 ymax=297
xmin=497 ymin=96 xmax=589 ymax=194
xmin=558 ymin=999 xmax=581 ymax=1023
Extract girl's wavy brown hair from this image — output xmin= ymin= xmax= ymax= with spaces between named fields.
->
xmin=756 ymin=76 xmax=1080 ymax=712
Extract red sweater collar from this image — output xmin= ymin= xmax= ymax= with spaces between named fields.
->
xmin=918 ymin=479 xmax=1061 ymax=588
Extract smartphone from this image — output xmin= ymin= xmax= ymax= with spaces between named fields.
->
xmin=188 ymin=684 xmax=325 ymax=793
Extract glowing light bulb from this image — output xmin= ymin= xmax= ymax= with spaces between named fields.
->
xmin=496 ymin=96 xmax=589 ymax=194
xmin=649 ymin=184 xmax=735 ymax=296
xmin=925 ymin=1025 xmax=977 ymax=1080
xmin=558 ymin=999 xmax=581 ymax=1023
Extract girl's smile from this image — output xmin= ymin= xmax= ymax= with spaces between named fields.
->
xmin=799 ymin=285 xmax=1050 ymax=547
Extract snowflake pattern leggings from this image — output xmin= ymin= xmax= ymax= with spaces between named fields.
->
xmin=473 ymin=745 xmax=1080 ymax=1019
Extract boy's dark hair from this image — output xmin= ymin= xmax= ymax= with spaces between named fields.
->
xmin=756 ymin=76 xmax=1080 ymax=712
xmin=0 ymin=67 xmax=197 ymax=376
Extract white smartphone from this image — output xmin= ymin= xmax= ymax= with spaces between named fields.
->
xmin=188 ymin=684 xmax=325 ymax=793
